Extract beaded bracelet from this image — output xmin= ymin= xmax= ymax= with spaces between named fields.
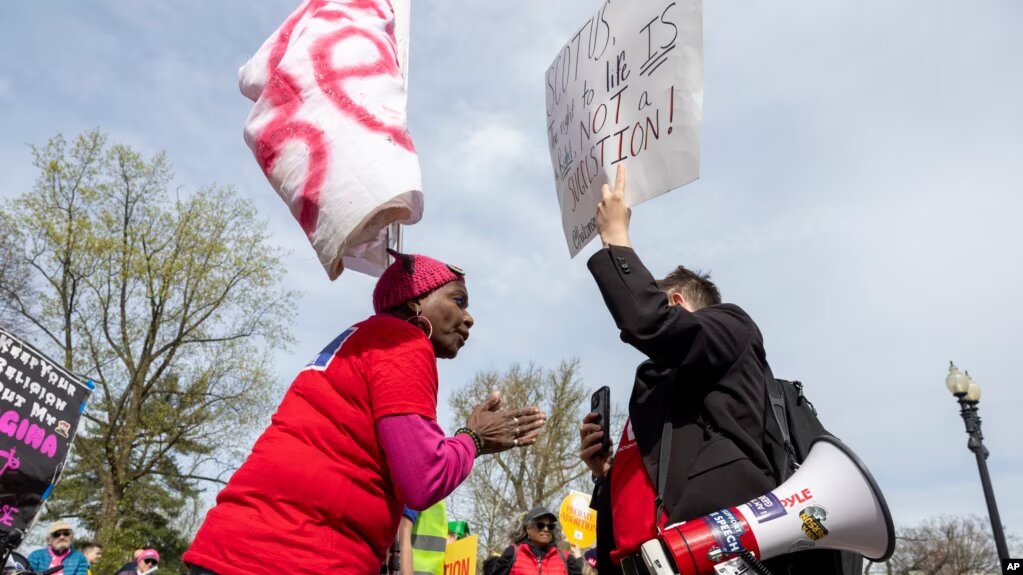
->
xmin=455 ymin=427 xmax=483 ymax=457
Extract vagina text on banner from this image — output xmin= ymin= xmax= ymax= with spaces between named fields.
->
xmin=0 ymin=327 xmax=92 ymax=533
xmin=240 ymin=0 xmax=422 ymax=279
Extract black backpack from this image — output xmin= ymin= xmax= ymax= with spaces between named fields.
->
xmin=762 ymin=378 xmax=863 ymax=575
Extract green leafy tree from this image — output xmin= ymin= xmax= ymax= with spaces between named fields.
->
xmin=0 ymin=130 xmax=295 ymax=573
xmin=449 ymin=360 xmax=622 ymax=562
xmin=0 ymin=223 xmax=29 ymax=331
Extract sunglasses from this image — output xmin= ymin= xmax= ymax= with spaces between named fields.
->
xmin=51 ymin=530 xmax=72 ymax=538
xmin=143 ymin=559 xmax=159 ymax=566
xmin=531 ymin=521 xmax=557 ymax=531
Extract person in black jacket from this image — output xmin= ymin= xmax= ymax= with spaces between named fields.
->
xmin=578 ymin=166 xmax=788 ymax=575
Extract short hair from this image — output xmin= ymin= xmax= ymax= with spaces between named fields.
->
xmin=656 ymin=266 xmax=721 ymax=310
xmin=80 ymin=542 xmax=101 ymax=552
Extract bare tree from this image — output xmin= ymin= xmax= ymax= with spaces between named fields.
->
xmin=449 ymin=360 xmax=625 ymax=562
xmin=0 ymin=222 xmax=30 ymax=331
xmin=864 ymin=514 xmax=1019 ymax=575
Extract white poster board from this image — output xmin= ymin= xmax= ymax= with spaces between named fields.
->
xmin=545 ymin=0 xmax=703 ymax=256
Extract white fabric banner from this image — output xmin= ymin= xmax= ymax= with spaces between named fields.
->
xmin=545 ymin=0 xmax=703 ymax=257
xmin=240 ymin=0 xmax=421 ymax=278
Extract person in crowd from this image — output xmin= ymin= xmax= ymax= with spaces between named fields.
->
xmin=114 ymin=551 xmax=143 ymax=575
xmin=397 ymin=502 xmax=447 ymax=575
xmin=115 ymin=549 xmax=159 ymax=575
xmin=78 ymin=543 xmax=101 ymax=575
xmin=481 ymin=554 xmax=502 ymax=575
xmin=578 ymin=166 xmax=781 ymax=574
xmin=484 ymin=506 xmax=582 ymax=575
xmin=581 ymin=550 xmax=598 ymax=575
xmin=185 ymin=251 xmax=547 ymax=575
xmin=27 ymin=521 xmax=89 ymax=575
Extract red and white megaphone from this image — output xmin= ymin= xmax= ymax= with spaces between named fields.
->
xmin=640 ymin=436 xmax=895 ymax=575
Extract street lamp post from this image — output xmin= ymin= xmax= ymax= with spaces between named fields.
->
xmin=944 ymin=362 xmax=1010 ymax=562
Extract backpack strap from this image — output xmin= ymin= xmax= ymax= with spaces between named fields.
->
xmin=767 ymin=377 xmax=800 ymax=478
xmin=653 ymin=418 xmax=672 ymax=532
xmin=766 ymin=377 xmax=790 ymax=446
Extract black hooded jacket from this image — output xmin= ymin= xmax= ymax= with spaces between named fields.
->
xmin=586 ymin=246 xmax=776 ymax=574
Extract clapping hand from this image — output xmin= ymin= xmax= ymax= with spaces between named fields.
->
xmin=467 ymin=391 xmax=547 ymax=455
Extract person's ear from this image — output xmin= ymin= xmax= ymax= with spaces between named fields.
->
xmin=408 ymin=300 xmax=422 ymax=316
xmin=669 ymin=292 xmax=685 ymax=307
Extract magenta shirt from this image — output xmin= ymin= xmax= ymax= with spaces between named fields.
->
xmin=377 ymin=414 xmax=476 ymax=509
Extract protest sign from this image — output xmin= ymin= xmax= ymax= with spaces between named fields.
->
xmin=559 ymin=490 xmax=597 ymax=547
xmin=0 ymin=327 xmax=92 ymax=532
xmin=443 ymin=533 xmax=477 ymax=575
xmin=545 ymin=0 xmax=704 ymax=256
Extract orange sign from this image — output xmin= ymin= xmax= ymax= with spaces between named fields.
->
xmin=559 ymin=490 xmax=597 ymax=547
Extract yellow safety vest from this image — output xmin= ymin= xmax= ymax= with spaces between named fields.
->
xmin=410 ymin=501 xmax=447 ymax=575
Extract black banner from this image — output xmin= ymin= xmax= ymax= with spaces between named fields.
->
xmin=0 ymin=327 xmax=92 ymax=533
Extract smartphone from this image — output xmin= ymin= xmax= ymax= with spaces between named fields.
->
xmin=590 ymin=386 xmax=612 ymax=454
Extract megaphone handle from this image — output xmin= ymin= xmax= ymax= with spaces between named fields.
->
xmin=737 ymin=550 xmax=773 ymax=575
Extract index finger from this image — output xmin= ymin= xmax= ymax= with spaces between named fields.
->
xmin=614 ymin=164 xmax=627 ymax=198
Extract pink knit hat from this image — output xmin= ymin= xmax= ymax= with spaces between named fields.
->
xmin=373 ymin=249 xmax=465 ymax=313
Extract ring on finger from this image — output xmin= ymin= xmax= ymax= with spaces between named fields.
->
xmin=513 ymin=417 xmax=519 ymax=425
xmin=515 ymin=427 xmax=520 ymax=436
xmin=513 ymin=438 xmax=519 ymax=447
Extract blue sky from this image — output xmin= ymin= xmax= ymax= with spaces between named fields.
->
xmin=1 ymin=0 xmax=1021 ymax=548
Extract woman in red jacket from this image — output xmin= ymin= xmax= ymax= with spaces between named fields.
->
xmin=486 ymin=506 xmax=583 ymax=575
xmin=184 ymin=251 xmax=547 ymax=575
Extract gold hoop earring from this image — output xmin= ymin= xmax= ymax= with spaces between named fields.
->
xmin=407 ymin=314 xmax=433 ymax=339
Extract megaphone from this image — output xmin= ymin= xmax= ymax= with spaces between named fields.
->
xmin=640 ymin=436 xmax=895 ymax=575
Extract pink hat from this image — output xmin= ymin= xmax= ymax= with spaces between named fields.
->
xmin=373 ymin=249 xmax=465 ymax=313
xmin=138 ymin=549 xmax=160 ymax=563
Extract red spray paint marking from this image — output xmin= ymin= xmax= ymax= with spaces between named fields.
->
xmin=344 ymin=0 xmax=388 ymax=19
xmin=256 ymin=67 xmax=330 ymax=235
xmin=311 ymin=26 xmax=416 ymax=153
xmin=252 ymin=0 xmax=409 ymax=236
xmin=256 ymin=0 xmax=329 ymax=234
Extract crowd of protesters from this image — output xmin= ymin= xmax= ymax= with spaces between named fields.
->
xmin=3 ymin=521 xmax=160 ymax=575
